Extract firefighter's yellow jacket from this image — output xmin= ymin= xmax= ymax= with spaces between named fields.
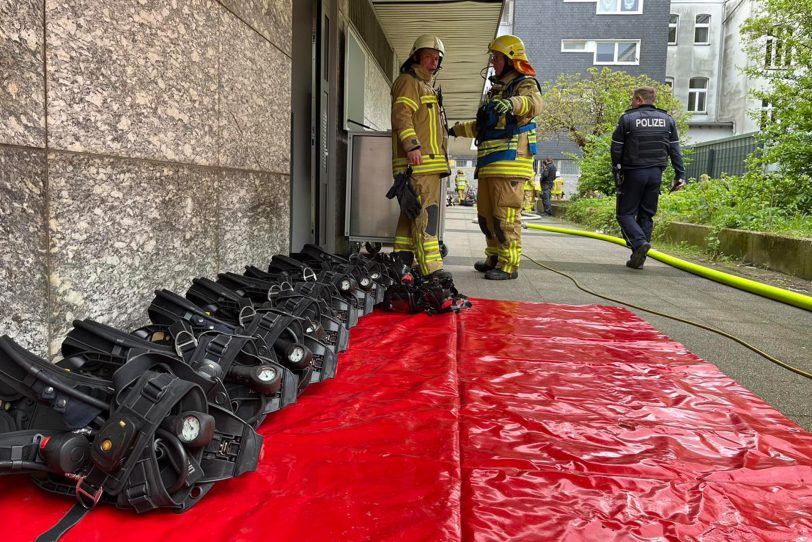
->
xmin=455 ymin=71 xmax=543 ymax=179
xmin=391 ymin=64 xmax=450 ymax=176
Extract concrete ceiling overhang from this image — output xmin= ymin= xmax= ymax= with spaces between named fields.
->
xmin=371 ymin=0 xmax=504 ymax=126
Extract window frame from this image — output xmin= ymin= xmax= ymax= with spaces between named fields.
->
xmin=561 ymin=39 xmax=588 ymax=52
xmin=593 ymin=40 xmax=640 ymax=65
xmin=596 ymin=0 xmax=644 ymax=15
xmin=687 ymin=77 xmax=709 ymax=113
xmin=694 ymin=14 xmax=711 ymax=45
xmin=764 ymin=28 xmax=793 ymax=69
xmin=668 ymin=14 xmax=679 ymax=45
xmin=560 ymin=39 xmax=641 ymax=66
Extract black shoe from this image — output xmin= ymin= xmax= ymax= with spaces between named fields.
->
xmin=485 ymin=268 xmax=518 ymax=280
xmin=474 ymin=260 xmax=496 ymax=273
xmin=426 ymin=269 xmax=452 ymax=281
xmin=627 ymin=242 xmax=651 ymax=269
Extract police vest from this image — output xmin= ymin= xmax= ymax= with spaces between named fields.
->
xmin=475 ymin=75 xmax=540 ymax=178
xmin=619 ymin=105 xmax=672 ymax=168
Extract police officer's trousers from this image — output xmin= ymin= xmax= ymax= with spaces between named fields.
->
xmin=476 ymin=175 xmax=524 ymax=274
xmin=394 ymin=173 xmax=444 ymax=275
xmin=615 ymin=166 xmax=664 ymax=251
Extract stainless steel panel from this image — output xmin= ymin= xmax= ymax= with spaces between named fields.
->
xmin=345 ymin=131 xmax=446 ymax=244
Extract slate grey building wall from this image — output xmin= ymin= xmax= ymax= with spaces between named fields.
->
xmin=514 ymin=0 xmax=671 ymax=160
xmin=1 ymin=0 xmax=292 ymax=358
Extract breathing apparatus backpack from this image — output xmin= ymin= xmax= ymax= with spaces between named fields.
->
xmin=382 ymin=267 xmax=471 ymax=316
xmin=60 ymin=318 xmax=296 ymax=428
xmin=0 ymin=336 xmax=261 ymax=541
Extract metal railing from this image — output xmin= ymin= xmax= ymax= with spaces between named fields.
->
xmin=684 ymin=133 xmax=759 ymax=180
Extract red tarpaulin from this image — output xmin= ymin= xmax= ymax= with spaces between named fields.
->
xmin=3 ymin=300 xmax=811 ymax=541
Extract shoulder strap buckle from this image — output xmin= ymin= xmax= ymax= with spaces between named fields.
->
xmin=74 ymin=475 xmax=104 ymax=509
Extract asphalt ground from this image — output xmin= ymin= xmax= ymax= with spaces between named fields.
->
xmin=440 ymin=204 xmax=812 ymax=431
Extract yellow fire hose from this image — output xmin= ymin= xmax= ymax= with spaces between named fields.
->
xmin=521 ymin=222 xmax=812 ymax=379
xmin=524 ymin=223 xmax=812 ymax=313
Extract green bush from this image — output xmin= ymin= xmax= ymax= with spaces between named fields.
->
xmin=569 ymin=136 xmax=613 ymax=197
xmin=564 ymin=196 xmax=619 ymax=236
xmin=658 ymin=173 xmax=812 ymax=238
xmin=564 ymin=173 xmax=812 ymax=241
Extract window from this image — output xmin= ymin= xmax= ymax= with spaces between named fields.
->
xmin=668 ymin=14 xmax=678 ymax=45
xmin=664 ymin=77 xmax=674 ymax=88
xmin=597 ymin=0 xmax=642 ymax=14
xmin=687 ymin=78 xmax=708 ymax=113
xmin=694 ymin=14 xmax=710 ymax=44
xmin=561 ymin=39 xmax=640 ymax=65
xmin=760 ymin=100 xmax=774 ymax=130
xmin=561 ymin=40 xmax=588 ymax=51
xmin=765 ymin=28 xmax=793 ymax=68
xmin=594 ymin=40 xmax=639 ymax=65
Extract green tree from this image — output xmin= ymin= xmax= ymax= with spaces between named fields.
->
xmin=537 ymin=67 xmax=688 ymax=196
xmin=740 ymin=0 xmax=812 ymax=214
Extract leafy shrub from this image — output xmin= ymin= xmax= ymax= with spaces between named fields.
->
xmin=565 ymin=173 xmax=812 ymax=241
xmin=564 ymin=196 xmax=620 ymax=236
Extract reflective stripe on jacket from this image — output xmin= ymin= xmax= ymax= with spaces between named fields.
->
xmin=391 ymin=65 xmax=450 ymax=176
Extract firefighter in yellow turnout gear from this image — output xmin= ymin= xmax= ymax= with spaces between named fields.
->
xmin=450 ymin=35 xmax=543 ymax=280
xmin=390 ymin=34 xmax=451 ymax=279
xmin=455 ymin=170 xmax=469 ymax=204
xmin=522 ymin=177 xmax=538 ymax=213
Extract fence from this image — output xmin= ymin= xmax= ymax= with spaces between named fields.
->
xmin=684 ymin=133 xmax=759 ymax=180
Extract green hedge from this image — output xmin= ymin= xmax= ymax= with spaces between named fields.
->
xmin=564 ymin=173 xmax=812 ymax=242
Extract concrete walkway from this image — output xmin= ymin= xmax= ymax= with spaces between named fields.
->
xmin=441 ymin=205 xmax=812 ymax=431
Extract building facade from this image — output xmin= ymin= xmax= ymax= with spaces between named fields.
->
xmin=512 ymin=0 xmax=671 ymax=187
xmin=666 ymin=0 xmax=765 ymax=143
xmin=1 ymin=0 xmax=503 ymax=358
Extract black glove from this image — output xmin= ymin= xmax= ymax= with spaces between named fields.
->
xmin=448 ymin=126 xmax=456 ymax=137
xmin=399 ymin=181 xmax=422 ymax=219
xmin=613 ymin=168 xmax=624 ymax=188
xmin=386 ymin=167 xmax=422 ymax=220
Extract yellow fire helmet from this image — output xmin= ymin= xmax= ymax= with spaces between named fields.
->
xmin=489 ymin=34 xmax=536 ymax=76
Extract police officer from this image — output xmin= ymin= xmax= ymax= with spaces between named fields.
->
xmin=390 ymin=35 xmax=451 ymax=279
xmin=539 ymin=158 xmax=556 ymax=216
xmin=611 ymin=86 xmax=685 ymax=269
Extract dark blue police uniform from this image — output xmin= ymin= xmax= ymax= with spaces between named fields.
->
xmin=610 ymin=104 xmax=685 ymax=262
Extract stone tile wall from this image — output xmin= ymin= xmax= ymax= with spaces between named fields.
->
xmin=0 ymin=0 xmax=292 ymax=357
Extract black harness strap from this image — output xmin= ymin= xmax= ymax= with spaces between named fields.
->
xmin=35 ymin=503 xmax=91 ymax=542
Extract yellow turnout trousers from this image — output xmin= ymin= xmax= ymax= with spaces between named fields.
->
xmin=476 ymin=175 xmax=524 ymax=273
xmin=393 ymin=173 xmax=444 ymax=275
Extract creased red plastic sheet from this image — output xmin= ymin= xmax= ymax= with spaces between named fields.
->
xmin=3 ymin=299 xmax=811 ymax=541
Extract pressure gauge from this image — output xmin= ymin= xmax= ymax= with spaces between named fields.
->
xmin=339 ymin=278 xmax=352 ymax=291
xmin=287 ymin=345 xmax=305 ymax=365
xmin=181 ymin=415 xmax=201 ymax=442
xmin=360 ymin=277 xmax=371 ymax=288
xmin=163 ymin=411 xmax=215 ymax=448
xmin=257 ymin=366 xmax=278 ymax=382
